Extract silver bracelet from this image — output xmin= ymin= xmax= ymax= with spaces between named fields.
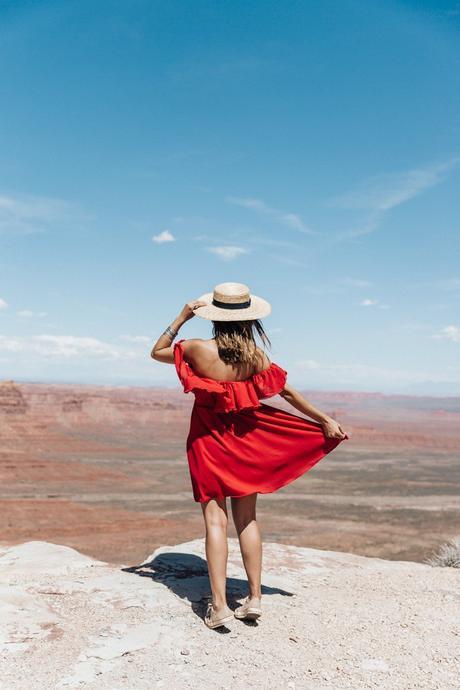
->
xmin=163 ymin=325 xmax=178 ymax=340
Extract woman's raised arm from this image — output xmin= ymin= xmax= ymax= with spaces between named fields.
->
xmin=150 ymin=300 xmax=206 ymax=363
xmin=279 ymin=382 xmax=349 ymax=439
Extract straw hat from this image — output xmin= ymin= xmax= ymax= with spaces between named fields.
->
xmin=194 ymin=282 xmax=272 ymax=322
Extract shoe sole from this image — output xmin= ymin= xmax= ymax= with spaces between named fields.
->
xmin=204 ymin=613 xmax=234 ymax=629
xmin=234 ymin=609 xmax=262 ymax=620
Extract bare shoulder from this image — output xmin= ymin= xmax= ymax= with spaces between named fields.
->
xmin=182 ymin=339 xmax=271 ymax=374
xmin=180 ymin=338 xmax=214 ymax=361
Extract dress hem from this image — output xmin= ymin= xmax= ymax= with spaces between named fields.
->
xmin=192 ymin=442 xmax=339 ymax=503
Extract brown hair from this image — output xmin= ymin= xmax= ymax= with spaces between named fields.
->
xmin=212 ymin=319 xmax=271 ymax=368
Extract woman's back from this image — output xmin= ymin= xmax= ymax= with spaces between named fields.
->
xmin=181 ymin=338 xmax=271 ymax=382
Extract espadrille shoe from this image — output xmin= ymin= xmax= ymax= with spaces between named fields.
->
xmin=204 ymin=602 xmax=234 ymax=629
xmin=234 ymin=595 xmax=262 ymax=620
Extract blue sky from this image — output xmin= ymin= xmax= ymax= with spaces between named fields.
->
xmin=0 ymin=0 xmax=459 ymax=394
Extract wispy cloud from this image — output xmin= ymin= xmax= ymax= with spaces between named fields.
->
xmin=0 ymin=334 xmax=139 ymax=359
xmin=193 ymin=233 xmax=297 ymax=251
xmin=295 ymin=359 xmax=321 ymax=370
xmin=293 ymin=359 xmax=456 ymax=386
xmin=335 ymin=159 xmax=458 ymax=211
xmin=333 ymin=158 xmax=459 ymax=239
xmin=17 ymin=309 xmax=48 ymax=318
xmin=360 ymin=298 xmax=379 ymax=306
xmin=152 ymin=229 xmax=175 ymax=244
xmin=436 ymin=277 xmax=460 ymax=291
xmin=206 ymin=245 xmax=248 ymax=261
xmin=360 ymin=298 xmax=390 ymax=309
xmin=226 ymin=196 xmax=316 ymax=235
xmin=0 ymin=298 xmax=8 ymax=310
xmin=0 ymin=192 xmax=84 ymax=235
xmin=432 ymin=325 xmax=460 ymax=343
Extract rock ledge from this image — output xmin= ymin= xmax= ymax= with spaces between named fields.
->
xmin=0 ymin=539 xmax=458 ymax=689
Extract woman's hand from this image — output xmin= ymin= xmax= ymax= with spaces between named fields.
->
xmin=321 ymin=417 xmax=349 ymax=440
xmin=177 ymin=300 xmax=208 ymax=323
xmin=151 ymin=299 xmax=208 ymax=364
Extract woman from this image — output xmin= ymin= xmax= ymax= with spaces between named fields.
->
xmin=151 ymin=282 xmax=349 ymax=629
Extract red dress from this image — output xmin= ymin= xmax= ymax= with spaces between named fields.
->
xmin=174 ymin=339 xmax=349 ymax=503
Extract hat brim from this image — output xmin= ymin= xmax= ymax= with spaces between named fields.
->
xmin=193 ymin=292 xmax=272 ymax=321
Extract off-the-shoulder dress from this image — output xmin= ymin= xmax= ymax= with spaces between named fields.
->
xmin=173 ymin=339 xmax=348 ymax=502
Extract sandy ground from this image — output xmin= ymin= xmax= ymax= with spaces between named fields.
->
xmin=0 ymin=538 xmax=458 ymax=690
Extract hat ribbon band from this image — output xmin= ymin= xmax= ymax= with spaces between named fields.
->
xmin=212 ymin=297 xmax=251 ymax=309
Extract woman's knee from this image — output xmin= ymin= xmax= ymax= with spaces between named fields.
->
xmin=205 ymin=515 xmax=228 ymax=532
xmin=202 ymin=499 xmax=228 ymax=531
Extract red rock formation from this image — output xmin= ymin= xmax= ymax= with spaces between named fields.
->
xmin=0 ymin=380 xmax=28 ymax=414
xmin=0 ymin=381 xmax=459 ymax=564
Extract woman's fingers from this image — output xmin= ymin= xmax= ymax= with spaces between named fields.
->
xmin=323 ymin=421 xmax=349 ymax=439
xmin=337 ymin=423 xmax=344 ymax=436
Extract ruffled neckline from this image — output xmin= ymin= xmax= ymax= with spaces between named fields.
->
xmin=173 ymin=339 xmax=287 ymax=412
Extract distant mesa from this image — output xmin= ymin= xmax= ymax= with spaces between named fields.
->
xmin=62 ymin=397 xmax=84 ymax=412
xmin=0 ymin=380 xmax=28 ymax=414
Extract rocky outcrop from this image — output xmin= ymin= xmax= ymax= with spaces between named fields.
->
xmin=0 ymin=538 xmax=458 ymax=689
xmin=0 ymin=380 xmax=28 ymax=414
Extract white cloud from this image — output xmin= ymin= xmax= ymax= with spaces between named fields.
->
xmin=295 ymin=359 xmax=321 ymax=370
xmin=0 ymin=298 xmax=8 ymax=310
xmin=360 ymin=298 xmax=379 ymax=306
xmin=0 ymin=336 xmax=23 ymax=352
xmin=206 ymin=245 xmax=248 ymax=261
xmin=279 ymin=212 xmax=309 ymax=232
xmin=0 ymin=192 xmax=83 ymax=235
xmin=359 ymin=297 xmax=389 ymax=308
xmin=0 ymin=334 xmax=139 ymax=359
xmin=293 ymin=359 xmax=455 ymax=385
xmin=432 ymin=325 xmax=460 ymax=343
xmin=226 ymin=196 xmax=316 ymax=235
xmin=333 ymin=157 xmax=459 ymax=239
xmin=152 ymin=230 xmax=175 ymax=244
xmin=17 ymin=309 xmax=47 ymax=318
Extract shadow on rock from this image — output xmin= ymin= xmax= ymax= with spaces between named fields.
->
xmin=123 ymin=551 xmax=293 ymax=622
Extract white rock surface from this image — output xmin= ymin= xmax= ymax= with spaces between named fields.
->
xmin=0 ymin=538 xmax=459 ymax=689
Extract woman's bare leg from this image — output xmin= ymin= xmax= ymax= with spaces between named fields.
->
xmin=201 ymin=497 xmax=229 ymax=609
xmin=231 ymin=493 xmax=262 ymax=599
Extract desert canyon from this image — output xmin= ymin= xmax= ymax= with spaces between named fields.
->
xmin=0 ymin=379 xmax=459 ymax=565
